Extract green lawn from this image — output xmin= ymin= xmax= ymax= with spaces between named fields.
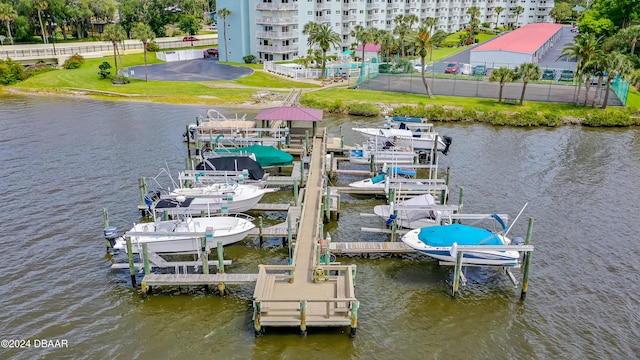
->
xmin=11 ymin=53 xmax=318 ymax=105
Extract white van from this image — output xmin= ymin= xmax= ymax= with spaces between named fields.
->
xmin=460 ymin=63 xmax=472 ymax=75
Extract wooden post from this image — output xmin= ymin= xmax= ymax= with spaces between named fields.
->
xmin=340 ymin=126 xmax=344 ymax=148
xmin=520 ymin=217 xmax=534 ymax=301
xmin=369 ymin=154 xmax=375 ymax=174
xmin=443 ymin=166 xmax=451 ymax=204
xmin=217 ymin=241 xmax=225 ymax=295
xmin=351 ymin=265 xmax=357 ymax=287
xmin=142 ymin=243 xmax=150 ymax=276
xmin=184 ymin=158 xmax=192 ymax=188
xmin=300 ymin=300 xmax=307 ymax=337
xmin=138 ymin=177 xmax=147 ymax=210
xmin=293 ymin=180 xmax=299 ymax=206
xmin=200 ymin=236 xmax=209 ymax=275
xmin=287 ymin=213 xmax=292 ymax=250
xmin=299 ymin=159 xmax=305 ymax=188
xmin=452 ymin=247 xmax=463 ymax=298
xmin=324 ymin=187 xmax=330 ymax=223
xmin=103 ymin=208 xmax=109 ymax=227
xmin=350 ymin=300 xmax=359 ymax=338
xmin=258 ymin=216 xmax=264 ymax=246
xmin=253 ymin=301 xmax=262 ymax=336
xmin=431 ymin=135 xmax=439 ymax=179
xmin=458 ymin=187 xmax=464 ymax=222
xmin=126 ymin=236 xmax=136 ymax=287
xmin=304 ymin=130 xmax=309 ymax=155
xmin=335 ymin=192 xmax=341 ymax=220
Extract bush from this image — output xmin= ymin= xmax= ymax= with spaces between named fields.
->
xmin=347 ymin=103 xmax=380 ymax=117
xmin=146 ymin=41 xmax=160 ymax=52
xmin=98 ymin=61 xmax=112 ymax=79
xmin=583 ymin=109 xmax=634 ymax=126
xmin=243 ymin=54 xmax=256 ymax=64
xmin=63 ymin=54 xmax=85 ymax=69
xmin=24 ymin=63 xmax=56 ymax=77
xmin=0 ymin=58 xmax=27 ymax=85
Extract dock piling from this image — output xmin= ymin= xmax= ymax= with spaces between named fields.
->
xmin=452 ymin=246 xmax=463 ymax=297
xmin=200 ymin=235 xmax=209 ymax=275
xmin=520 ymin=217 xmax=534 ymax=301
xmin=300 ymin=300 xmax=307 ymax=337
xmin=126 ymin=236 xmax=136 ymax=287
xmin=350 ymin=300 xmax=359 ymax=338
xmin=293 ymin=180 xmax=299 ymax=206
xmin=217 ymin=240 xmax=225 ymax=295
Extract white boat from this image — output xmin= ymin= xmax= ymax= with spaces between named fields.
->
xmin=349 ymin=138 xmax=417 ymax=165
xmin=401 ymin=215 xmax=521 ymax=266
xmin=153 ymin=183 xmax=276 ymax=216
xmin=352 ymin=127 xmax=451 ymax=153
xmin=373 ymin=194 xmax=452 ymax=229
xmin=348 ymin=169 xmax=416 ymax=190
xmin=111 ymin=214 xmax=256 ymax=254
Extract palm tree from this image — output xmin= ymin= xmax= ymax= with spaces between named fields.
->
xmin=303 ymin=22 xmax=340 ymax=79
xmin=34 ymin=0 xmax=49 ymax=44
xmin=467 ymin=6 xmax=481 ymax=39
xmin=377 ymin=29 xmax=395 ymax=61
xmin=600 ymin=52 xmax=633 ymax=109
xmin=412 ymin=24 xmax=434 ymax=98
xmin=489 ymin=67 xmax=514 ymax=103
xmin=0 ymin=3 xmax=17 ymax=45
xmin=217 ymin=7 xmax=231 ymax=62
xmin=351 ymin=25 xmax=375 ymax=77
xmin=558 ymin=33 xmax=601 ymax=105
xmin=495 ymin=7 xmax=504 ymax=29
xmin=586 ymin=53 xmax=608 ymax=108
xmin=131 ymin=22 xmax=155 ymax=83
xmin=393 ymin=15 xmax=412 ymax=57
xmin=424 ymin=17 xmax=437 ymax=35
xmin=512 ymin=6 xmax=524 ymax=28
xmin=513 ymin=63 xmax=541 ymax=105
xmin=102 ymin=24 xmax=127 ymax=77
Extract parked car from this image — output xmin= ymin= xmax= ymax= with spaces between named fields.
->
xmin=570 ymin=27 xmax=579 ymax=33
xmin=182 ymin=36 xmax=199 ymax=42
xmin=208 ymin=24 xmax=218 ymax=30
xmin=204 ymin=48 xmax=219 ymax=57
xmin=559 ymin=69 xmax=575 ymax=82
xmin=472 ymin=65 xmax=487 ymax=76
xmin=444 ymin=62 xmax=459 ymax=74
xmin=590 ymin=72 xmax=609 ymax=86
xmin=541 ymin=69 xmax=556 ymax=80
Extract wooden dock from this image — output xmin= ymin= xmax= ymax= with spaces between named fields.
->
xmin=252 ymin=132 xmax=359 ymax=337
xmin=329 ymin=242 xmax=416 ymax=254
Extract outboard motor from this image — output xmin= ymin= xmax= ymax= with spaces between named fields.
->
xmin=510 ymin=237 xmax=525 ymax=246
xmin=441 ymin=135 xmax=453 ymax=155
xmin=143 ymin=190 xmax=161 ymax=209
xmin=188 ymin=124 xmax=197 ymax=140
xmin=104 ymin=226 xmax=119 ymax=253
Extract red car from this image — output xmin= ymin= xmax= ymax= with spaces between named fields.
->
xmin=444 ymin=62 xmax=459 ymax=74
xmin=204 ymin=48 xmax=219 ymax=57
xmin=182 ymin=36 xmax=199 ymax=42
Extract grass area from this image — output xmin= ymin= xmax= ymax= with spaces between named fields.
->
xmin=430 ymin=47 xmax=467 ymax=62
xmin=301 ymin=87 xmax=633 ymax=119
xmin=627 ymin=87 xmax=640 ymax=109
xmin=10 ymin=53 xmax=319 ymax=105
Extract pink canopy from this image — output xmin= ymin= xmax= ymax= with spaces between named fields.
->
xmin=255 ymin=106 xmax=324 ymax=122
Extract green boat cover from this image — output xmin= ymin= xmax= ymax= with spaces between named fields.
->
xmin=216 ymin=145 xmax=293 ymax=167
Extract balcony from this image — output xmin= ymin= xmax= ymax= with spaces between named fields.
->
xmin=256 ymin=30 xmax=299 ymax=39
xmin=316 ymin=3 xmax=332 ymax=11
xmin=342 ymin=15 xmax=357 ymax=21
xmin=256 ymin=44 xmax=299 ymax=53
xmin=368 ymin=13 xmax=380 ymax=20
xmin=366 ymin=3 xmax=380 ymax=10
xmin=316 ymin=16 xmax=332 ymax=23
xmin=256 ymin=3 xmax=298 ymax=11
xmin=256 ymin=17 xmax=298 ymax=25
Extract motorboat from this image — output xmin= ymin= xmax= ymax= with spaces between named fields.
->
xmin=373 ymin=194 xmax=452 ymax=229
xmin=152 ymin=182 xmax=276 ymax=216
xmin=352 ymin=127 xmax=451 ymax=154
xmin=348 ymin=169 xmax=416 ymax=190
xmin=349 ymin=138 xmax=417 ymax=165
xmin=401 ymin=215 xmax=521 ymax=266
xmin=109 ymin=214 xmax=256 ymax=254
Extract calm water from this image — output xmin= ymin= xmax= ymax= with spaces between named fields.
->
xmin=1 ymin=95 xmax=639 ymax=359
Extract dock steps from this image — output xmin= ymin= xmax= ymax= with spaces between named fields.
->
xmin=141 ymin=273 xmax=258 ymax=287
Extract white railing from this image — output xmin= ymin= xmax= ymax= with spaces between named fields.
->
xmin=256 ymin=31 xmax=299 ymax=39
xmin=256 ymin=45 xmax=299 ymax=53
xmin=256 ymin=3 xmax=298 ymax=11
xmin=256 ymin=17 xmax=298 ymax=24
xmin=263 ymin=61 xmax=323 ymax=79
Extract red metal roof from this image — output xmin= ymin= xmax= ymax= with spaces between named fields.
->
xmin=255 ymin=106 xmax=324 ymax=122
xmin=355 ymin=43 xmax=381 ymax=52
xmin=472 ymin=23 xmax=563 ymax=54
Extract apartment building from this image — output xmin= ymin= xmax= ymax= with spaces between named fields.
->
xmin=217 ymin=0 xmax=554 ymax=63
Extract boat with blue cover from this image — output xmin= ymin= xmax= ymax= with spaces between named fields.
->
xmin=401 ymin=215 xmax=521 ymax=266
xmin=348 ymin=168 xmax=417 ymax=189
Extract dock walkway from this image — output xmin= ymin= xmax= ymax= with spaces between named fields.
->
xmin=252 ymin=131 xmax=358 ymax=336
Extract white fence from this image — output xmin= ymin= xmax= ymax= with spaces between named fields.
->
xmin=156 ymin=49 xmax=204 ymax=62
xmin=263 ymin=61 xmax=322 ymax=79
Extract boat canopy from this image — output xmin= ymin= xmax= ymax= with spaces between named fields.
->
xmin=195 ymin=156 xmax=266 ymax=180
xmin=216 ymin=145 xmax=293 ymax=167
xmin=417 ymin=224 xmax=504 ymax=247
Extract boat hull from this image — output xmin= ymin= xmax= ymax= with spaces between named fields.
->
xmin=402 ymin=227 xmax=520 ymax=266
xmin=353 ymin=128 xmax=445 ymax=151
xmin=114 ymin=216 xmax=256 ymax=254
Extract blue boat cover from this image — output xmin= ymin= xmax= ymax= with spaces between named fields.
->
xmin=371 ymin=174 xmax=386 ymax=184
xmin=390 ymin=167 xmax=416 ymax=177
xmin=417 ymin=224 xmax=504 ymax=247
xmin=392 ymin=116 xmax=422 ymax=123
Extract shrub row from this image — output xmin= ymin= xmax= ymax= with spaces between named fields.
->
xmin=301 ymin=98 xmax=380 ymax=117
